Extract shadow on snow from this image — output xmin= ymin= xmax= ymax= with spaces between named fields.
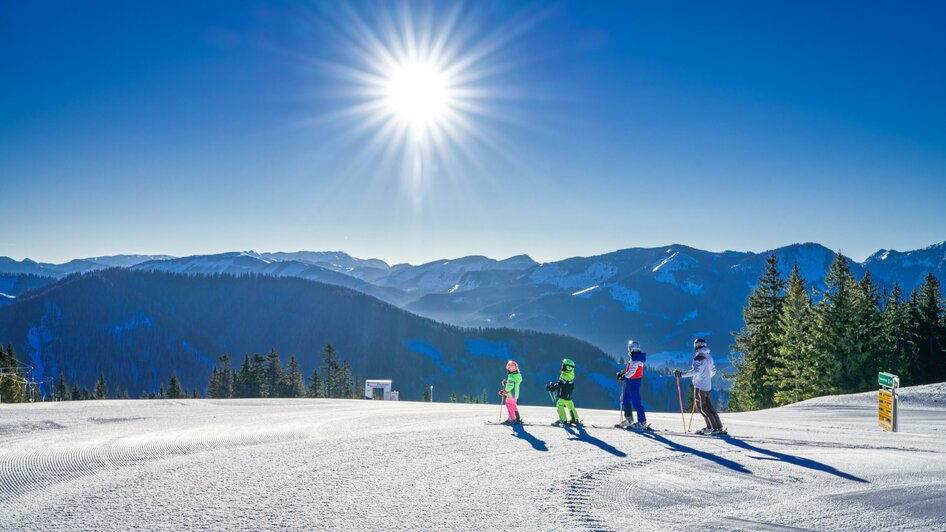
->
xmin=511 ymin=424 xmax=548 ymax=452
xmin=722 ymin=437 xmax=868 ymax=483
xmin=564 ymin=425 xmax=627 ymax=458
xmin=635 ymin=431 xmax=752 ymax=475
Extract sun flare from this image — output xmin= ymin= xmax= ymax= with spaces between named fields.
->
xmin=384 ymin=60 xmax=452 ymax=133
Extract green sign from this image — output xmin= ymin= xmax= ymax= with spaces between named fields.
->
xmin=878 ymin=372 xmax=897 ymax=388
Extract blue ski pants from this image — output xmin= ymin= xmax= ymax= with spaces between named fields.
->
xmin=621 ymin=378 xmax=646 ymax=423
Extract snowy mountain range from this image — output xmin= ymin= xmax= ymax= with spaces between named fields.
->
xmin=2 ymin=241 xmax=944 ymax=366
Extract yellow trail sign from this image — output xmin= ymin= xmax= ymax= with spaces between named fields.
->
xmin=878 ymin=389 xmax=895 ymax=432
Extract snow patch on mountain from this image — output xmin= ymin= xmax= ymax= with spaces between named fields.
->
xmin=654 ymin=272 xmax=705 ymax=296
xmin=651 ymin=251 xmax=699 ymax=273
xmin=405 ymin=341 xmax=450 ymax=372
xmin=571 ymin=285 xmax=600 ymax=297
xmin=605 ymin=284 xmax=641 ymax=311
xmin=465 ymin=339 xmax=514 ymax=360
xmin=529 ymin=261 xmax=617 ymax=290
xmin=676 ymin=310 xmax=698 ymax=325
xmin=111 ymin=312 xmax=154 ymax=339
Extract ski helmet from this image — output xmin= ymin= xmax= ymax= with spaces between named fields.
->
xmin=561 ymin=358 xmax=575 ymax=371
xmin=693 ymin=338 xmax=708 ymax=351
xmin=506 ymin=360 xmax=519 ymax=372
xmin=627 ymin=340 xmax=641 ymax=354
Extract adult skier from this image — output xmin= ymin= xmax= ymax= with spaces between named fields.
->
xmin=674 ymin=338 xmax=725 ymax=435
xmin=499 ymin=360 xmax=523 ymax=425
xmin=547 ymin=358 xmax=581 ymax=427
xmin=616 ymin=340 xmax=649 ymax=430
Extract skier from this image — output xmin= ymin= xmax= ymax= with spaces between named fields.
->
xmin=616 ymin=340 xmax=649 ymax=430
xmin=499 ymin=360 xmax=523 ymax=425
xmin=674 ymin=338 xmax=725 ymax=435
xmin=546 ymin=358 xmax=581 ymax=427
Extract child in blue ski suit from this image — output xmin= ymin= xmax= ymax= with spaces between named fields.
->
xmin=616 ymin=340 xmax=648 ymax=429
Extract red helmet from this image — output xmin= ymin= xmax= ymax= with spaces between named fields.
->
xmin=506 ymin=360 xmax=519 ymax=372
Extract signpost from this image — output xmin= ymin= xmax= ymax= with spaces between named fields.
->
xmin=878 ymin=372 xmax=899 ymax=432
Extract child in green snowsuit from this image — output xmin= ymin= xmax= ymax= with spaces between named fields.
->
xmin=546 ymin=358 xmax=581 ymax=426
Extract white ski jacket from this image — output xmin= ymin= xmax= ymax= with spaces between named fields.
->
xmin=681 ymin=348 xmax=716 ymax=392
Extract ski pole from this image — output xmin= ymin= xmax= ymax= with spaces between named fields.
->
xmin=618 ymin=380 xmax=625 ymax=424
xmin=500 ymin=395 xmax=506 ymax=423
xmin=687 ymin=386 xmax=696 ymax=433
xmin=675 ymin=374 xmax=686 ymax=433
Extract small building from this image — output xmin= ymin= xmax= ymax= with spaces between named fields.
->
xmin=364 ymin=379 xmax=398 ymax=400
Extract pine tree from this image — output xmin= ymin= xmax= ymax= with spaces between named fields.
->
xmin=766 ymin=265 xmax=831 ymax=405
xmin=81 ymin=387 xmax=91 ymax=400
xmin=167 ymin=374 xmax=184 ymax=399
xmin=93 ymin=372 xmax=108 ymax=400
xmin=422 ymin=388 xmax=431 ymax=402
xmin=71 ymin=384 xmax=80 ymax=401
xmin=914 ymin=273 xmax=946 ymax=383
xmin=849 ymin=271 xmax=884 ymax=390
xmin=481 ymin=389 xmax=488 ymax=404
xmin=207 ymin=367 xmax=222 ymax=398
xmin=159 ymin=383 xmax=166 ymax=399
xmin=218 ymin=354 xmax=235 ymax=399
xmin=449 ymin=392 xmax=458 ymax=403
xmin=730 ymin=253 xmax=786 ymax=411
xmin=56 ymin=371 xmax=70 ymax=401
xmin=812 ymin=252 xmax=858 ymax=392
xmin=264 ymin=349 xmax=284 ymax=398
xmin=284 ymin=355 xmax=306 ymax=398
xmin=319 ymin=345 xmax=340 ymax=398
xmin=307 ymin=369 xmax=321 ymax=398
xmin=235 ymin=355 xmax=252 ymax=398
xmin=882 ymin=284 xmax=920 ymax=383
xmin=338 ymin=360 xmax=354 ymax=399
xmin=0 ymin=344 xmax=25 ymax=403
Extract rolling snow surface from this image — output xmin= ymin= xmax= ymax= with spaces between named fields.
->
xmin=0 ymin=386 xmax=944 ymax=531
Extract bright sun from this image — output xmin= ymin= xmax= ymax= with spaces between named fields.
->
xmin=384 ymin=61 xmax=451 ymax=132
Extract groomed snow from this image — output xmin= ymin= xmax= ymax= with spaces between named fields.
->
xmin=0 ymin=386 xmax=944 ymax=531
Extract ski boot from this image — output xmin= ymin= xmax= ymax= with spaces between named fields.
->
xmin=614 ymin=419 xmax=633 ymax=429
xmin=695 ymin=427 xmax=713 ymax=435
xmin=568 ymin=419 xmax=584 ymax=427
xmin=711 ymin=428 xmax=728 ymax=436
xmin=551 ymin=420 xmax=567 ymax=427
xmin=630 ymin=421 xmax=651 ymax=431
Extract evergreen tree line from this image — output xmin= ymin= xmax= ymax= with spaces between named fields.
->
xmin=207 ymin=344 xmax=361 ymax=399
xmin=0 ymin=344 xmax=27 ymax=403
xmin=447 ymin=389 xmax=490 ymax=404
xmin=0 ymin=341 xmax=195 ymax=402
xmin=729 ymin=252 xmax=946 ymax=411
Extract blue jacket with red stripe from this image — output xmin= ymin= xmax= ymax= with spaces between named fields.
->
xmin=621 ymin=351 xmax=647 ymax=382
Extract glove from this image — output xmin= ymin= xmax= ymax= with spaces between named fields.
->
xmin=616 ymin=371 xmax=626 ymax=381
xmin=673 ymin=369 xmax=682 ymax=378
xmin=499 ymin=389 xmax=507 ymax=396
xmin=545 ymin=382 xmax=555 ymax=391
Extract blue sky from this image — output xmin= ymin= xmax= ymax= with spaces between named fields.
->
xmin=2 ymin=1 xmax=944 ymax=265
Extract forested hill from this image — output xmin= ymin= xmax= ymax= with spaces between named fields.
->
xmin=0 ymin=269 xmax=655 ymax=408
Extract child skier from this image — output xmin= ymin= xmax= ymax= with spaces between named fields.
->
xmin=616 ymin=340 xmax=649 ymax=430
xmin=674 ymin=338 xmax=725 ymax=435
xmin=499 ymin=360 xmax=523 ymax=425
xmin=546 ymin=358 xmax=581 ymax=427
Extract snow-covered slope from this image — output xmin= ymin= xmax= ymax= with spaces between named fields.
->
xmin=1 ymin=385 xmax=943 ymax=531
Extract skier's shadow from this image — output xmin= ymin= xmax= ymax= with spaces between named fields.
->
xmin=635 ymin=431 xmax=752 ymax=474
xmin=722 ymin=437 xmax=867 ymax=483
xmin=510 ymin=425 xmax=548 ymax=452
xmin=564 ymin=426 xmax=627 ymax=458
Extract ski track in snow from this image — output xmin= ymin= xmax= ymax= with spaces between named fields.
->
xmin=0 ymin=393 xmax=945 ymax=531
